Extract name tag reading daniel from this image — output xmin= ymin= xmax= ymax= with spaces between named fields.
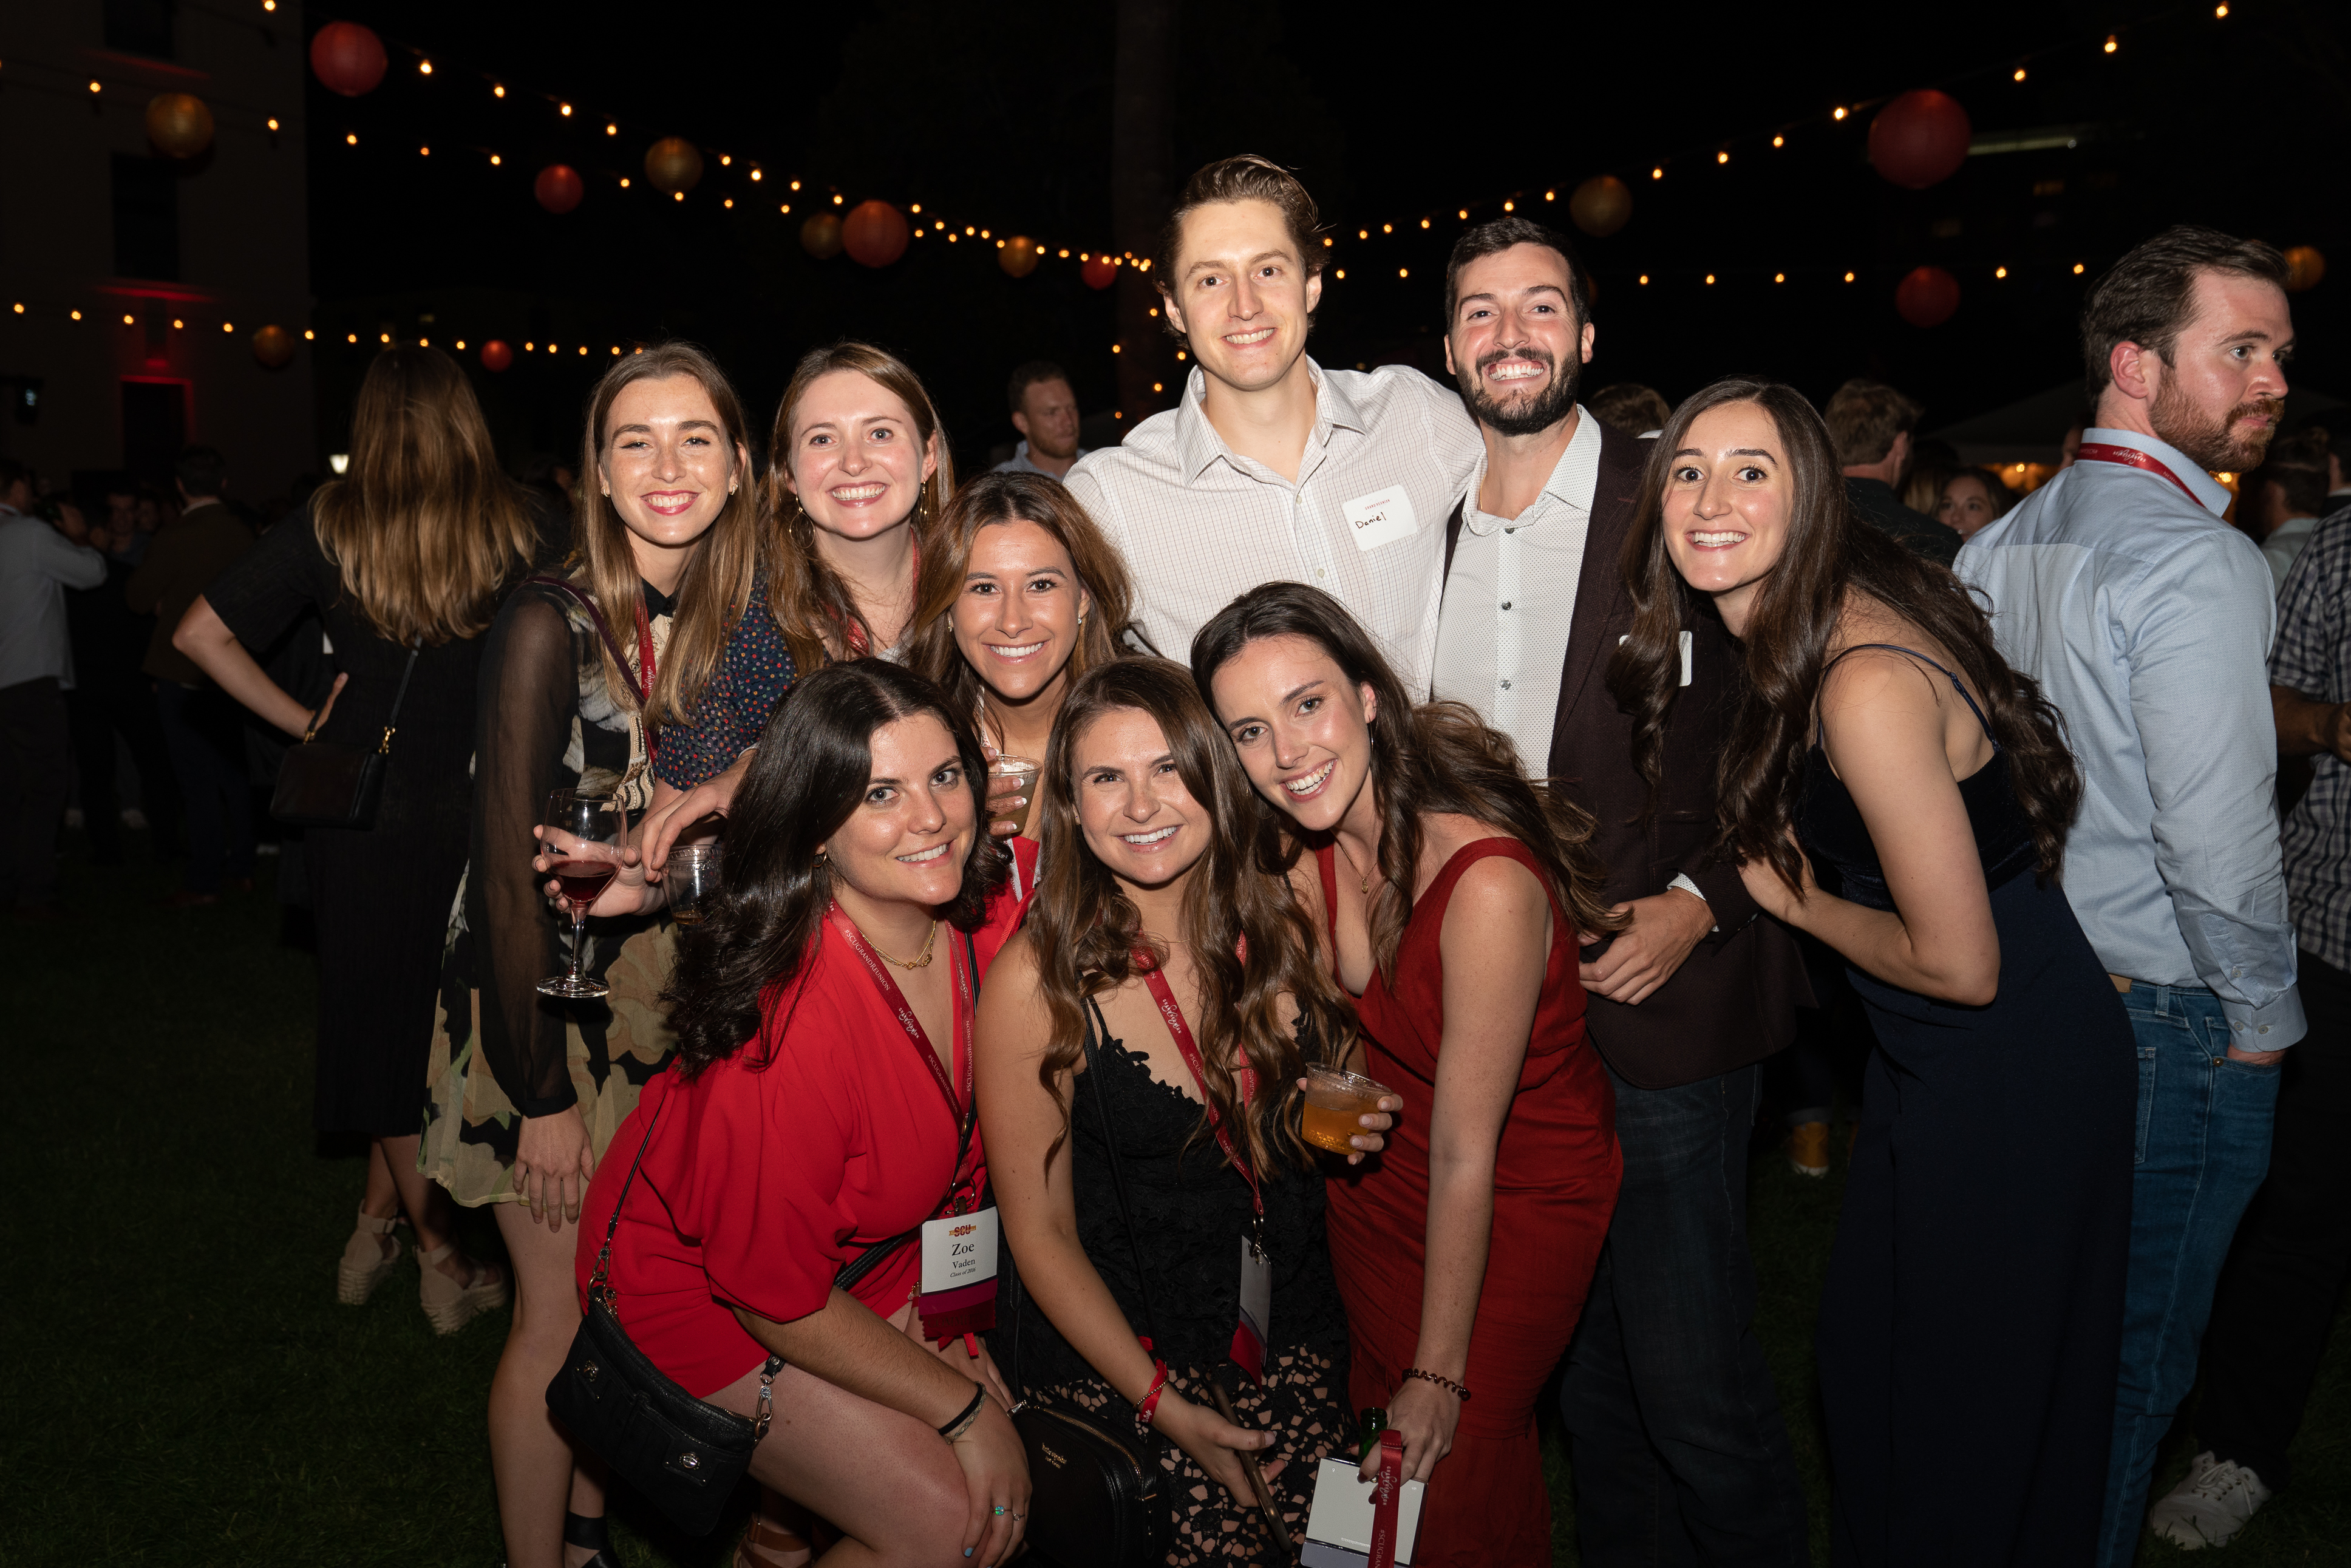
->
xmin=1343 ymin=486 xmax=1420 ymax=552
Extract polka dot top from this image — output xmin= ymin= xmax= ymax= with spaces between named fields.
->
xmin=653 ymin=567 xmax=800 ymax=790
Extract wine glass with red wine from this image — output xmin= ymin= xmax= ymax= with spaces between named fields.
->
xmin=537 ymin=787 xmax=629 ymax=999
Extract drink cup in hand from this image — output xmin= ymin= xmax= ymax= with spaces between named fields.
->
xmin=538 ymin=787 xmax=627 ymax=999
xmin=665 ymin=843 xmax=723 ymax=927
xmin=1302 ymin=1064 xmax=1393 ymax=1155
xmin=988 ymin=755 xmax=1041 ymax=838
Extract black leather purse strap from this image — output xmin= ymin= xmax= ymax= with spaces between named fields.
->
xmin=309 ymin=636 xmax=420 ymax=748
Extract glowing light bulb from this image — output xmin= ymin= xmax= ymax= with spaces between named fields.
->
xmin=606 ymin=123 xmax=618 ymax=135
xmin=1834 ymin=106 xmax=1848 ymax=120
xmin=1652 ymin=166 xmax=1663 ymax=180
xmin=1772 ymin=135 xmax=1785 ymax=148
xmin=267 ymin=118 xmax=280 ymax=131
xmin=1716 ymin=151 xmax=1729 ymax=164
xmin=1399 ymin=267 xmax=1409 ymax=279
xmin=1774 ymin=273 xmax=1785 ymax=283
xmin=1639 ymin=275 xmax=1650 ymax=285
xmin=1995 ymin=265 xmax=2009 ymax=279
xmin=494 ymin=84 xmax=505 ymax=98
xmin=2104 ymin=34 xmax=2118 ymax=52
xmin=419 ymin=60 xmax=432 ymax=75
xmin=2013 ymin=67 xmax=2027 ymax=81
xmin=560 ymin=103 xmax=573 ymax=117
xmin=345 ymin=133 xmax=358 ymax=145
xmin=2074 ymin=262 xmax=2086 ymax=274
xmin=1336 ymin=269 xmax=1346 ymax=279
xmin=1844 ymin=271 xmax=1856 ymax=283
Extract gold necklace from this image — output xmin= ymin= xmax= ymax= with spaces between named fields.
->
xmin=1341 ymin=844 xmax=1378 ymax=896
xmin=861 ymin=917 xmax=939 ymax=971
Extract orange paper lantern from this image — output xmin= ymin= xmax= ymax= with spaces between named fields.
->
xmin=2285 ymin=246 xmax=2327 ymax=293
xmin=1870 ymin=90 xmax=1973 ymax=190
xmin=843 ymin=200 xmax=910 ymax=268
xmin=1568 ymin=175 xmax=1633 ymax=238
xmin=1081 ymin=254 xmax=1118 ymax=290
xmin=1895 ymin=265 xmax=1962 ymax=327
xmin=644 ymin=138 xmax=704 ymax=195
xmin=999 ymin=236 xmax=1042 ymax=279
xmin=480 ymin=339 xmax=514 ymax=372
xmin=145 ymin=93 xmax=214 ymax=159
xmin=535 ymin=165 xmax=585 ymax=214
xmin=309 ymin=21 xmax=387 ymax=97
xmin=250 ymin=324 xmax=296 ymax=368
xmin=801 ymin=213 xmax=845 ymax=260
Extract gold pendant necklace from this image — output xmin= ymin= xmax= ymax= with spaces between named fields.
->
xmin=862 ymin=917 xmax=939 ymax=971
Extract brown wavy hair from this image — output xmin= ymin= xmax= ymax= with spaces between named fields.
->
xmin=311 ymin=347 xmax=537 ymax=644
xmin=568 ymin=342 xmax=762 ymax=728
xmin=662 ymin=660 xmax=1010 ymax=1080
xmin=1607 ymin=377 xmax=2081 ymax=894
xmin=1191 ymin=583 xmax=1624 ymax=985
xmin=1026 ymin=657 xmax=1355 ymax=1175
xmin=908 ymin=470 xmax=1143 ymax=742
xmin=763 ymin=342 xmax=954 ymax=672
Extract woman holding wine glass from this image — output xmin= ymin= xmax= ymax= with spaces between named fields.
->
xmin=978 ymin=657 xmax=1395 ymax=1561
xmin=1195 ymin=584 xmax=1627 ymax=1567
xmin=574 ymin=659 xmax=1032 ymax=1567
xmin=416 ymin=342 xmax=766 ymax=1568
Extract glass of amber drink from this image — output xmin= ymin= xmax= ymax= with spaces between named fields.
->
xmin=1302 ymin=1064 xmax=1391 ymax=1155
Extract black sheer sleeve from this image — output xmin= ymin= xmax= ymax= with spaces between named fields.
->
xmin=468 ymin=588 xmax=582 ymax=1117
xmin=205 ymin=503 xmax=332 ymax=650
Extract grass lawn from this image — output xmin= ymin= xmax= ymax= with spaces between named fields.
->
xmin=6 ymin=838 xmax=2348 ymax=1565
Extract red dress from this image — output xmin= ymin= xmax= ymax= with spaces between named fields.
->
xmin=576 ymin=880 xmax=1027 ymax=1399
xmin=1318 ymin=840 xmax=1621 ymax=1567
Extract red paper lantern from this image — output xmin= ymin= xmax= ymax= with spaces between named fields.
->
xmin=535 ymin=165 xmax=584 ymax=215
xmin=1869 ymin=90 xmax=1972 ymax=191
xmin=480 ymin=339 xmax=514 ymax=372
xmin=801 ymin=214 xmax=844 ymax=260
xmin=146 ymin=93 xmax=214 ymax=159
xmin=843 ymin=200 xmax=911 ymax=268
xmin=1081 ymin=254 xmax=1119 ymax=290
xmin=1895 ymin=266 xmax=1962 ymax=327
xmin=250 ymin=325 xmax=296 ymax=368
xmin=644 ymin=138 xmax=703 ymax=195
xmin=1568 ymin=175 xmax=1633 ymax=238
xmin=309 ymin=21 xmax=388 ymax=98
xmin=999 ymin=236 xmax=1042 ymax=279
xmin=2284 ymin=246 xmax=2327 ymax=293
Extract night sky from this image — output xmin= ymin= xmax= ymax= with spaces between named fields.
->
xmin=302 ymin=0 xmax=2350 ymax=471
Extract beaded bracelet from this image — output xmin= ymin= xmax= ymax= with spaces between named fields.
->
xmin=1403 ymin=1367 xmax=1472 ymax=1402
xmin=1133 ymin=1339 xmax=1172 ymax=1437
xmin=938 ymin=1383 xmax=988 ymax=1441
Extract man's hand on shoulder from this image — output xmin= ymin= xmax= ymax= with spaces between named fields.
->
xmin=1577 ymin=886 xmax=1713 ymax=1006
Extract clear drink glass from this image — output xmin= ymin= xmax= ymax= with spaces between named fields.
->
xmin=537 ymin=787 xmax=628 ymax=999
xmin=665 ymin=842 xmax=723 ymax=927
xmin=1301 ymin=1064 xmax=1393 ymax=1155
xmin=989 ymin=755 xmax=1042 ymax=837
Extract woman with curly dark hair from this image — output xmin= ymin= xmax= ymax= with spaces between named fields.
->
xmin=1196 ymin=583 xmax=1625 ymax=1568
xmin=571 ymin=660 xmax=1032 ymax=1568
xmin=1613 ymin=377 xmax=2133 ymax=1564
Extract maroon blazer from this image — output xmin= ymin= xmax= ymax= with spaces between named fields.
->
xmin=1441 ymin=419 xmax=1806 ymax=1090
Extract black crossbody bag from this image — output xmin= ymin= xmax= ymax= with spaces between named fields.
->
xmin=269 ymin=638 xmax=420 ymax=829
xmin=999 ymin=994 xmax=1175 ymax=1567
xmin=548 ymin=936 xmax=979 ymax=1537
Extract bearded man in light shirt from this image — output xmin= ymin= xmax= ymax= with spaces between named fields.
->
xmin=1956 ymin=225 xmax=2303 ymax=1565
xmin=1064 ymin=155 xmax=1482 ymax=692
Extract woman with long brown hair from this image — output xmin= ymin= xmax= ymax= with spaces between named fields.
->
xmin=1194 ymin=583 xmax=1624 ymax=1567
xmin=977 ymin=657 xmax=1389 ymax=1561
xmin=415 ymin=343 xmax=763 ymax=1568
xmin=176 ymin=345 xmax=538 ymax=1329
xmin=1612 ymin=377 xmax=2132 ymax=1563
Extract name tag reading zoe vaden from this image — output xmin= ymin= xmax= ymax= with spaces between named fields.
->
xmin=1342 ymin=486 xmax=1421 ymax=553
xmin=919 ymin=1206 xmax=1001 ymax=1338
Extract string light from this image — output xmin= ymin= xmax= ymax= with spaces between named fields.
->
xmin=723 ymin=197 xmax=733 ymax=208
xmin=1833 ymin=106 xmax=1848 ymax=120
xmin=1772 ymin=135 xmax=1785 ymax=148
xmin=2074 ymin=262 xmax=2086 ymax=274
xmin=493 ymin=84 xmax=505 ymax=97
xmin=1639 ymin=275 xmax=1650 ymax=285
xmin=606 ymin=123 xmax=618 ymax=135
xmin=1399 ymin=267 xmax=1409 ymax=279
xmin=750 ymin=169 xmax=762 ymax=182
xmin=1843 ymin=271 xmax=1856 ymax=283
xmin=1419 ymin=218 xmax=1431 ymax=229
xmin=123 ymin=314 xmax=135 ymax=325
xmin=1545 ymin=190 xmax=1556 ymax=201
xmin=1705 ymin=274 xmax=1716 ymax=285
xmin=2103 ymin=34 xmax=2118 ymax=52
xmin=1995 ymin=265 xmax=2008 ymax=278
xmin=2215 ymin=2 xmax=2228 ymax=13
xmin=345 ymin=132 xmax=358 ymax=145
xmin=1774 ymin=273 xmax=1785 ymax=283
xmin=1359 ymin=229 xmax=1369 ymax=239
xmin=2013 ymin=67 xmax=2027 ymax=81
xmin=420 ymin=146 xmax=429 ymax=155
xmin=1652 ymin=166 xmax=1663 ymax=180
xmin=780 ymin=203 xmax=789 ymax=213
xmin=618 ymin=177 xmax=628 ymax=186
xmin=1457 ymin=208 xmax=1468 ymax=220
xmin=89 ymin=80 xmax=101 ymax=94
xmin=560 ymin=103 xmax=573 ymax=117
xmin=304 ymin=329 xmax=314 ymax=339
xmin=1152 ymin=382 xmax=1164 ymax=392
xmin=379 ymin=333 xmax=391 ymax=344
xmin=267 ymin=117 xmax=280 ymax=131
xmin=525 ymin=341 xmax=535 ymax=350
xmin=454 ymin=339 xmax=465 ymax=349
xmin=720 ymin=155 xmax=730 ymax=166
xmin=791 ymin=180 xmax=801 ymax=191
xmin=70 ymin=310 xmax=83 ymax=321
xmin=1335 ymin=269 xmax=1346 ymax=279
xmin=171 ymin=318 xmax=184 ymax=330
xmin=418 ymin=337 xmax=427 ymax=347
xmin=1111 ymin=344 xmax=1121 ymax=353
xmin=490 ymin=154 xmax=501 ymax=166
xmin=347 ymin=333 xmax=358 ymax=342
xmin=834 ymin=194 xmax=844 ymax=205
xmin=419 ymin=60 xmax=432 ymax=74
xmin=9 ymin=303 xmax=19 ymax=314
xmin=673 ymin=191 xmax=683 ymax=202
xmin=1503 ymin=200 xmax=1515 ymax=211
xmin=1716 ymin=151 xmax=1729 ymax=164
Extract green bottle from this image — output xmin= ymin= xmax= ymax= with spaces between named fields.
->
xmin=1356 ymin=1407 xmax=1388 ymax=1462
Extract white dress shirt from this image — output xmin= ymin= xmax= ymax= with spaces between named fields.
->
xmin=1957 ymin=426 xmax=2304 ymax=1046
xmin=1064 ymin=361 xmax=1481 ymax=693
xmin=0 ymin=507 xmax=107 ymax=690
xmin=1431 ymin=408 xmax=1602 ymax=766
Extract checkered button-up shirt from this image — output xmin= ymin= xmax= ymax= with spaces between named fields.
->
xmin=1063 ymin=361 xmax=1482 ymax=694
xmin=2272 ymin=504 xmax=2351 ymax=972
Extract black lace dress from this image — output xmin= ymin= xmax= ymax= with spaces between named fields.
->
xmin=994 ymin=1000 xmax=1352 ymax=1564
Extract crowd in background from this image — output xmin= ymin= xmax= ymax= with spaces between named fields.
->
xmin=5 ymin=153 xmax=2351 ymax=1568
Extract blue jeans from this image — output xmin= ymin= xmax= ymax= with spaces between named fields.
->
xmin=2095 ymin=982 xmax=2282 ymax=1566
xmin=1559 ymin=1061 xmax=1809 ymax=1567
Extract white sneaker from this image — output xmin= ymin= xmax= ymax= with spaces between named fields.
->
xmin=2147 ymin=1451 xmax=2273 ymax=1549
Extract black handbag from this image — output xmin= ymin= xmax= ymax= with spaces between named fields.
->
xmin=549 ymin=938 xmax=978 ymax=1536
xmin=268 ymin=639 xmax=420 ymax=829
xmin=1001 ymin=995 xmax=1175 ymax=1568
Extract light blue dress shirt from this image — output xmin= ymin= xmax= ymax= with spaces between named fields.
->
xmin=1957 ymin=427 xmax=2304 ymax=1047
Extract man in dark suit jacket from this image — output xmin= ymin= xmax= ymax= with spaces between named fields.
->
xmin=1434 ymin=219 xmax=1811 ymax=1564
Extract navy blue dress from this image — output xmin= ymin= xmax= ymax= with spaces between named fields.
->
xmin=1799 ymin=645 xmax=2133 ymax=1567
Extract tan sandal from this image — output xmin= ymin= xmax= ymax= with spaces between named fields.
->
xmin=336 ymin=1210 xmax=404 ymax=1305
xmin=418 ymin=1242 xmax=509 ymax=1335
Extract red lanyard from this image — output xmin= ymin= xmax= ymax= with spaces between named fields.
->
xmin=2075 ymin=443 xmax=2202 ymax=503
xmin=1135 ymin=952 xmax=1262 ymax=1220
xmin=832 ymin=904 xmax=980 ymax=1213
xmin=634 ymin=599 xmax=659 ymax=760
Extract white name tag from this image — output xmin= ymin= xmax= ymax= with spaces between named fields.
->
xmin=1303 ymin=1456 xmax=1426 ymax=1566
xmin=919 ymin=1206 xmax=1000 ymax=1295
xmin=1618 ymin=630 xmax=1694 ymax=686
xmin=1342 ymin=486 xmax=1420 ymax=552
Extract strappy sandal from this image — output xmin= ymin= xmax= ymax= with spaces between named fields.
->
xmin=735 ymin=1490 xmax=829 ymax=1568
xmin=566 ymin=1511 xmax=623 ymax=1568
xmin=336 ymin=1210 xmax=404 ymax=1305
xmin=417 ymin=1241 xmax=509 ymax=1335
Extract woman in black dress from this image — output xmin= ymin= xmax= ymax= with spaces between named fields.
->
xmin=977 ymin=658 xmax=1392 ymax=1564
xmin=1611 ymin=378 xmax=2133 ymax=1564
xmin=177 ymin=346 xmax=539 ymax=1332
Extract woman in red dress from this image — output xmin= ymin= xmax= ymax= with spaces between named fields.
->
xmin=1195 ymin=583 xmax=1625 ymax=1567
xmin=571 ymin=660 xmax=1031 ymax=1567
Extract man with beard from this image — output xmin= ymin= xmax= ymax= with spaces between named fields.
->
xmin=1432 ymin=218 xmax=1811 ymax=1565
xmin=1957 ymin=225 xmax=2303 ymax=1566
